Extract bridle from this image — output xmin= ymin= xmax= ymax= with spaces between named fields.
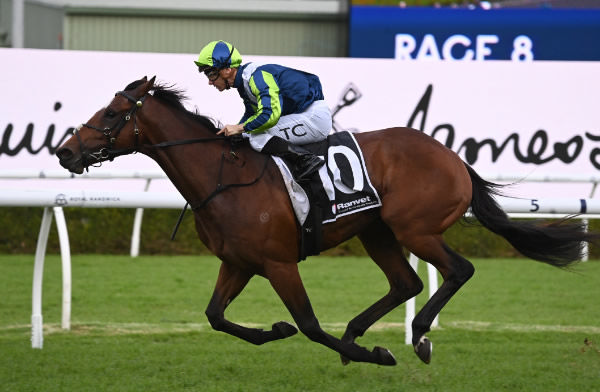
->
xmin=74 ymin=89 xmax=234 ymax=169
xmin=72 ymin=87 xmax=270 ymax=237
xmin=74 ymin=90 xmax=147 ymax=169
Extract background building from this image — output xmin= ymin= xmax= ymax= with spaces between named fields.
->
xmin=0 ymin=0 xmax=348 ymax=56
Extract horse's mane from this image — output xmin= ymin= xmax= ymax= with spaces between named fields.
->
xmin=124 ymin=79 xmax=220 ymax=133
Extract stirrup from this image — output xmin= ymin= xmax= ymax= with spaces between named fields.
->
xmin=295 ymin=156 xmax=324 ymax=181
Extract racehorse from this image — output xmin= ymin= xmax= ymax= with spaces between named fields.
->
xmin=56 ymin=76 xmax=598 ymax=366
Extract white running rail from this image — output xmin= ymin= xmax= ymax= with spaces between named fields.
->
xmin=2 ymin=169 xmax=600 ymax=348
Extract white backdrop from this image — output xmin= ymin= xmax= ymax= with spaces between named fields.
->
xmin=1 ymin=48 xmax=599 ymax=197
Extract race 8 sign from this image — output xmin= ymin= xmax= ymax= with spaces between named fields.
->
xmin=395 ymin=34 xmax=535 ymax=61
xmin=350 ymin=7 xmax=600 ymax=61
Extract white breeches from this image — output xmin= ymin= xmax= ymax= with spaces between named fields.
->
xmin=247 ymin=100 xmax=332 ymax=151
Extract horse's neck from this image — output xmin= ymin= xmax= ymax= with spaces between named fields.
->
xmin=143 ymin=115 xmax=224 ymax=207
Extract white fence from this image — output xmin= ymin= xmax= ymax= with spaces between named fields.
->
xmin=2 ymin=170 xmax=600 ymax=348
xmin=0 ymin=169 xmax=172 ymax=257
xmin=5 ymin=169 xmax=600 ymax=257
xmin=0 ymin=189 xmax=186 ymax=349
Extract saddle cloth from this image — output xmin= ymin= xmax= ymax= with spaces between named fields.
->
xmin=272 ymin=131 xmax=381 ymax=226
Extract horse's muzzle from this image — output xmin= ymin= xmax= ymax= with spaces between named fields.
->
xmin=56 ymin=147 xmax=85 ymax=174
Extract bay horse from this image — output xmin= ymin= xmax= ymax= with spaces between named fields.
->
xmin=56 ymin=76 xmax=597 ymax=366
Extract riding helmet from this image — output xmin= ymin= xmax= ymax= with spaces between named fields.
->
xmin=194 ymin=41 xmax=242 ymax=70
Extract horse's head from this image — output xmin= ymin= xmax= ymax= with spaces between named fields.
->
xmin=56 ymin=76 xmax=156 ymax=174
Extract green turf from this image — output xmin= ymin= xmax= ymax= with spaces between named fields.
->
xmin=1 ymin=255 xmax=599 ymax=391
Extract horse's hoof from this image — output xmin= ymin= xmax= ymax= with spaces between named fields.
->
xmin=373 ymin=346 xmax=397 ymax=366
xmin=414 ymin=335 xmax=433 ymax=364
xmin=272 ymin=321 xmax=298 ymax=338
xmin=340 ymin=354 xmax=351 ymax=366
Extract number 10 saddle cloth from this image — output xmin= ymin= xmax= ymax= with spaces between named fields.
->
xmin=271 ymin=131 xmax=382 ymax=259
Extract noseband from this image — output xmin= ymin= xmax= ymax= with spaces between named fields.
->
xmin=74 ymin=91 xmax=147 ymax=170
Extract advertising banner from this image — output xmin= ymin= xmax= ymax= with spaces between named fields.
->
xmin=1 ymin=48 xmax=599 ymax=197
xmin=350 ymin=7 xmax=600 ymax=61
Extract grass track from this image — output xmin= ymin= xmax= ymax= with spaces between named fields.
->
xmin=1 ymin=254 xmax=600 ymax=391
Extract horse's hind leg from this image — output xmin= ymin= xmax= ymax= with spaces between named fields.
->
xmin=205 ymin=261 xmax=298 ymax=345
xmin=264 ymin=260 xmax=397 ymax=366
xmin=404 ymin=235 xmax=475 ymax=364
xmin=340 ymin=219 xmax=424 ymax=364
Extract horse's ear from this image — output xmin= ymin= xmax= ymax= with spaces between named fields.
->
xmin=139 ymin=76 xmax=156 ymax=95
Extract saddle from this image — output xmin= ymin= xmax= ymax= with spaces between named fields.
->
xmin=271 ymin=131 xmax=381 ymax=260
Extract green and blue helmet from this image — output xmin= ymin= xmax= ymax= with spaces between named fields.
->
xmin=194 ymin=40 xmax=242 ymax=71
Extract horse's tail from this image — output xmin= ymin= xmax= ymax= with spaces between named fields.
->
xmin=464 ymin=163 xmax=598 ymax=267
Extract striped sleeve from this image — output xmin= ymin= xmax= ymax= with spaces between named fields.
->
xmin=239 ymin=100 xmax=256 ymax=124
xmin=242 ymin=70 xmax=282 ymax=134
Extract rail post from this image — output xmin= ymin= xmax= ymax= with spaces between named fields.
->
xmin=130 ymin=178 xmax=152 ymax=257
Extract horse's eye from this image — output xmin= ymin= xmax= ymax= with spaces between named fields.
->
xmin=105 ymin=109 xmax=116 ymax=118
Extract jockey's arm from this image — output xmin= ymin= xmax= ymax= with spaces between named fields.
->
xmin=241 ymin=71 xmax=282 ymax=134
xmin=239 ymin=101 xmax=255 ymax=125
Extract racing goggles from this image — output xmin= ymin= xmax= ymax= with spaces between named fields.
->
xmin=200 ymin=67 xmax=221 ymax=81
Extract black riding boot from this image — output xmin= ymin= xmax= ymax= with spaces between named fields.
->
xmin=261 ymin=136 xmax=324 ymax=181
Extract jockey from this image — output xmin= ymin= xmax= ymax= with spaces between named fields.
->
xmin=194 ymin=40 xmax=332 ymax=181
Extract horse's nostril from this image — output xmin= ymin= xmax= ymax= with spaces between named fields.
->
xmin=56 ymin=147 xmax=73 ymax=161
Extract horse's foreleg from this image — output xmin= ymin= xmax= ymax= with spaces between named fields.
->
xmin=265 ymin=261 xmax=397 ymax=366
xmin=205 ymin=261 xmax=298 ymax=345
xmin=406 ymin=237 xmax=474 ymax=364
xmin=340 ymin=221 xmax=424 ymax=365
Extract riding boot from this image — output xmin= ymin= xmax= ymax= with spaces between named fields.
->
xmin=261 ymin=136 xmax=324 ymax=181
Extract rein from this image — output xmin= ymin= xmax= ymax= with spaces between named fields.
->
xmin=76 ymin=89 xmax=270 ymax=239
xmin=76 ymin=91 xmax=228 ymax=160
xmin=171 ymin=150 xmax=269 ymax=240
